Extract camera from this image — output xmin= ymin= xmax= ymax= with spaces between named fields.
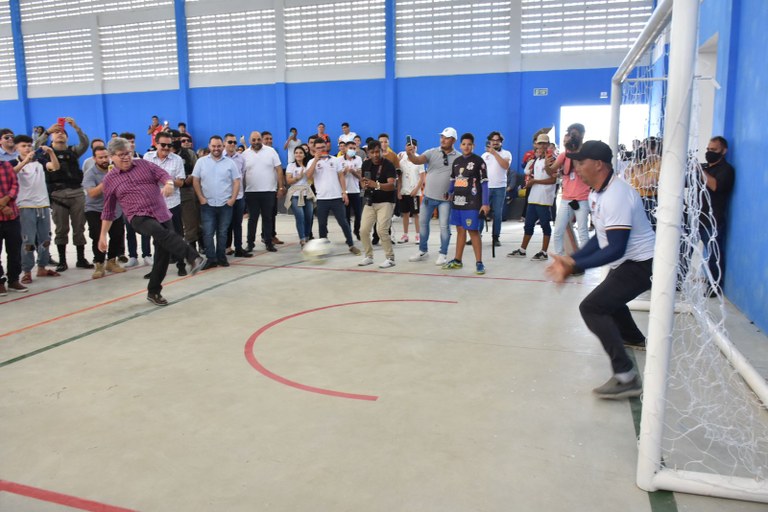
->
xmin=568 ymin=199 xmax=580 ymax=211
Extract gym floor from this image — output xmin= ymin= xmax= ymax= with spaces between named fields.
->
xmin=1 ymin=215 xmax=766 ymax=512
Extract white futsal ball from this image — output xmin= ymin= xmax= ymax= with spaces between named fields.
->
xmin=302 ymin=238 xmax=332 ymax=262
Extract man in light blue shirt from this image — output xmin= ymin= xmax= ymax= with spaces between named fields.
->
xmin=192 ymin=135 xmax=241 ymax=268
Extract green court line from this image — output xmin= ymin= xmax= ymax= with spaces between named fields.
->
xmin=628 ymin=351 xmax=678 ymax=512
xmin=0 ymin=260 xmax=304 ymax=369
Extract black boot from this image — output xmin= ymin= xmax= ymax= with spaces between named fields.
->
xmin=76 ymin=245 xmax=94 ymax=269
xmin=56 ymin=244 xmax=68 ymax=272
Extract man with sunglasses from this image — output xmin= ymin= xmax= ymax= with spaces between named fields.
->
xmin=407 ymin=127 xmax=459 ymax=266
xmin=222 ymin=133 xmax=251 ymax=258
xmin=0 ymin=129 xmax=19 ymax=162
xmin=144 ymin=132 xmax=187 ymax=276
xmin=178 ymin=135 xmax=201 ymax=251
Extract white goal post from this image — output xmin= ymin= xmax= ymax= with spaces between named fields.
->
xmin=609 ymin=0 xmax=768 ymax=503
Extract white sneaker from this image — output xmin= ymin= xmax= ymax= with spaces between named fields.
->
xmin=409 ymin=251 xmax=429 ymax=262
xmin=435 ymin=253 xmax=448 ymax=266
xmin=414 ymin=234 xmax=420 ymax=244
xmin=378 ymin=259 xmax=396 ymax=269
xmin=358 ymin=257 xmax=374 ymax=266
xmin=125 ymin=257 xmax=139 ymax=268
xmin=398 ymin=234 xmax=409 ymax=244
xmin=143 ymin=256 xmax=154 ymax=266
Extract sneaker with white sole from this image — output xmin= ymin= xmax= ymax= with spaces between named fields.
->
xmin=475 ymin=262 xmax=486 ymax=275
xmin=531 ymin=251 xmax=548 ymax=261
xmin=507 ymin=248 xmax=526 ymax=258
xmin=125 ymin=257 xmax=139 ymax=268
xmin=409 ymin=251 xmax=429 ymax=262
xmin=378 ymin=259 xmax=396 ymax=269
xmin=358 ymin=257 xmax=374 ymax=266
xmin=414 ymin=234 xmax=420 ymax=244
xmin=442 ymin=259 xmax=463 ymax=269
xmin=435 ymin=253 xmax=448 ymax=266
xmin=143 ymin=256 xmax=154 ymax=266
xmin=592 ymin=375 xmax=642 ymax=399
xmin=398 ymin=234 xmax=409 ymax=244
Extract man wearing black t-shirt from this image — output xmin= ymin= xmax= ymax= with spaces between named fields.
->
xmin=35 ymin=117 xmax=91 ymax=271
xmin=357 ymin=141 xmax=397 ymax=268
xmin=700 ymin=136 xmax=735 ymax=295
xmin=443 ymin=133 xmax=489 ymax=274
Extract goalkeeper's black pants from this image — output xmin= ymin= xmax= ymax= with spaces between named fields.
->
xmin=579 ymin=258 xmax=653 ymax=374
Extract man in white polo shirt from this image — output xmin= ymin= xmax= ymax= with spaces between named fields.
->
xmin=242 ymin=131 xmax=284 ymax=253
xmin=547 ymin=141 xmax=655 ymax=400
xmin=305 ymin=138 xmax=361 ymax=255
xmin=480 ymin=131 xmax=512 ymax=247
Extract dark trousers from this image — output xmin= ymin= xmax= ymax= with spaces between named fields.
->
xmin=345 ymin=192 xmax=362 ymax=236
xmin=700 ymin=221 xmax=726 ymax=291
xmin=130 ymin=216 xmax=199 ymax=295
xmin=316 ymin=198 xmax=354 ymax=246
xmin=169 ymin=204 xmax=186 ymax=270
xmin=245 ymin=191 xmax=276 ymax=248
xmin=0 ymin=218 xmax=22 ymax=285
xmin=125 ymin=216 xmax=152 ymax=258
xmin=579 ymin=258 xmax=653 ymax=374
xmin=85 ymin=211 xmax=124 ymax=263
xmin=226 ymin=197 xmax=246 ymax=250
xmin=180 ymin=188 xmax=202 ymax=244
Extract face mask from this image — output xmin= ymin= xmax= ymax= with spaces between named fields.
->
xmin=346 ymin=149 xmax=356 ymax=158
xmin=705 ymin=151 xmax=721 ymax=164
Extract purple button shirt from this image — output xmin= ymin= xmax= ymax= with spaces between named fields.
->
xmin=101 ymin=159 xmax=173 ymax=223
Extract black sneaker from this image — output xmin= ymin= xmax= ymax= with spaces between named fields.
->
xmin=219 ymin=259 xmax=230 ymax=267
xmin=624 ymin=339 xmax=646 ymax=351
xmin=201 ymin=260 xmax=218 ymax=271
xmin=143 ymin=272 xmax=151 ymax=279
xmin=531 ymin=251 xmax=548 ymax=261
xmin=592 ymin=375 xmax=642 ymax=399
xmin=56 ymin=261 xmax=68 ymax=272
xmin=147 ymin=293 xmax=168 ymax=306
xmin=76 ymin=259 xmax=94 ymax=269
xmin=507 ymin=249 xmax=526 ymax=258
xmin=178 ymin=266 xmax=188 ymax=277
xmin=266 ymin=245 xmax=277 ymax=253
xmin=234 ymin=249 xmax=253 ymax=258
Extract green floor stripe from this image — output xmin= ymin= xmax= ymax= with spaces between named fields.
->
xmin=0 ymin=259 xmax=304 ymax=369
xmin=627 ymin=351 xmax=678 ymax=512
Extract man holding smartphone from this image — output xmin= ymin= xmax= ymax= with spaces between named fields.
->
xmin=481 ymin=131 xmax=512 ymax=247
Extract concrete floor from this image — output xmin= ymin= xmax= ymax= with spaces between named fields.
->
xmin=0 ymin=215 xmax=766 ymax=512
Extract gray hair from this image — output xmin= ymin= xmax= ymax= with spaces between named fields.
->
xmin=107 ymin=137 xmax=131 ymax=155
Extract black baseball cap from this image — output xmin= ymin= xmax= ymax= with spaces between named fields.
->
xmin=569 ymin=140 xmax=612 ymax=164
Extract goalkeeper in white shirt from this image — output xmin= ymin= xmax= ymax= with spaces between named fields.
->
xmin=547 ymin=141 xmax=655 ymax=400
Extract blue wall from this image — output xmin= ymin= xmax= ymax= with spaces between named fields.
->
xmin=703 ymin=0 xmax=768 ymax=331
xmin=0 ymin=67 xmax=615 ymax=167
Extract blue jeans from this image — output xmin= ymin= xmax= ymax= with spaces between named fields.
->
xmin=552 ymin=199 xmax=589 ymax=255
xmin=419 ymin=197 xmax=451 ymax=255
xmin=290 ymin=196 xmax=314 ymax=241
xmin=523 ymin=204 xmax=552 ymax=236
xmin=316 ymin=198 xmax=353 ymax=246
xmin=20 ymin=207 xmax=52 ymax=272
xmin=201 ymin=203 xmax=233 ymax=262
xmin=478 ymin=187 xmax=506 ymax=237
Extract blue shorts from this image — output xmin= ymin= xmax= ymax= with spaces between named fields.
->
xmin=450 ymin=209 xmax=480 ymax=231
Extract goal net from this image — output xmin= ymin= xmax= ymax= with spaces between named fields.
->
xmin=611 ymin=0 xmax=768 ymax=503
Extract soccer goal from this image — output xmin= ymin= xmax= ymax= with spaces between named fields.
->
xmin=609 ymin=0 xmax=768 ymax=503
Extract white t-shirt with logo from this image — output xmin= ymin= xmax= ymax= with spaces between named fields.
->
xmin=340 ymin=155 xmax=362 ymax=194
xmin=309 ymin=156 xmax=343 ymax=200
xmin=527 ymin=158 xmax=556 ymax=206
xmin=242 ymin=146 xmax=282 ymax=192
xmin=590 ymin=174 xmax=656 ymax=269
xmin=16 ymin=161 xmax=50 ymax=208
xmin=481 ymin=149 xmax=512 ymax=188
xmin=143 ymin=151 xmax=185 ymax=209
xmin=398 ymin=151 xmax=424 ymax=196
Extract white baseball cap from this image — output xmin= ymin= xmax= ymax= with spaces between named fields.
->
xmin=439 ymin=127 xmax=458 ymax=140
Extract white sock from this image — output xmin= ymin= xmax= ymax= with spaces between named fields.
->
xmin=615 ymin=370 xmax=637 ymax=384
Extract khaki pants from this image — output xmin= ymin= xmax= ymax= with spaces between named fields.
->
xmin=360 ymin=202 xmax=394 ymax=260
xmin=50 ymin=188 xmax=87 ymax=246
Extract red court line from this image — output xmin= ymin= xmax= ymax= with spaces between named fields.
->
xmin=0 ymin=273 xmax=194 ymax=340
xmin=0 ymin=266 xmax=148 ymax=306
xmin=244 ymin=299 xmax=458 ymax=401
xmin=232 ymin=260 xmax=583 ymax=285
xmin=0 ymin=479 xmax=137 ymax=512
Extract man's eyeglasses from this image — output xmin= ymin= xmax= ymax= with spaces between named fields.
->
xmin=226 ymin=140 xmax=237 ymax=144
xmin=490 ymin=139 xmax=502 ymax=143
xmin=114 ymin=152 xmax=132 ymax=159
xmin=181 ymin=139 xmax=191 ymax=144
xmin=157 ymin=143 xmax=172 ymax=148
xmin=443 ymin=155 xmax=449 ymax=166
xmin=1 ymin=135 xmax=14 ymax=140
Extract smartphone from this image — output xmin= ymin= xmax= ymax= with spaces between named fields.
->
xmin=57 ymin=117 xmax=66 ymax=128
xmin=34 ymin=148 xmax=45 ymax=159
xmin=405 ymin=135 xmax=413 ymax=147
